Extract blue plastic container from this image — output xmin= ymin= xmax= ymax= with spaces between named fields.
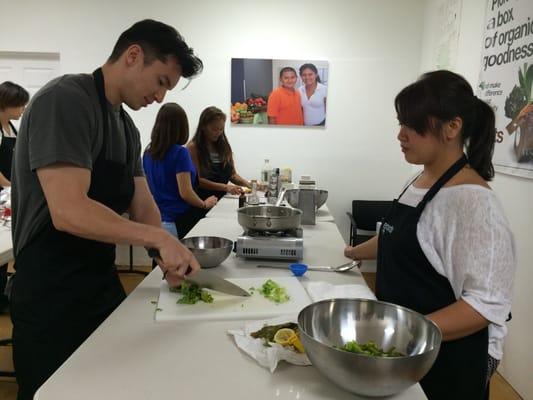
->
xmin=289 ymin=263 xmax=308 ymax=277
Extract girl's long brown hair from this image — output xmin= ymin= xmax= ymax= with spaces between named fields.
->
xmin=145 ymin=102 xmax=189 ymax=160
xmin=190 ymin=106 xmax=234 ymax=174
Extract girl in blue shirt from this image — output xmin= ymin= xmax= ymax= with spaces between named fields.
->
xmin=143 ymin=103 xmax=217 ymax=238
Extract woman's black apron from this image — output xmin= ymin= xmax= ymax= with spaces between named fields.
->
xmin=0 ymin=122 xmax=17 ymax=310
xmin=0 ymin=121 xmax=17 ymax=184
xmin=197 ymin=154 xmax=233 ymax=200
xmin=376 ymin=155 xmax=488 ymax=400
xmin=10 ymin=68 xmax=134 ymax=400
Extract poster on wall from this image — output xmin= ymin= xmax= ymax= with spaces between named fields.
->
xmin=434 ymin=0 xmax=462 ymax=70
xmin=478 ymin=0 xmax=533 ymax=178
xmin=230 ymin=58 xmax=329 ymax=127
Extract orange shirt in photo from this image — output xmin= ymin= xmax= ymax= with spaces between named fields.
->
xmin=267 ymin=87 xmax=304 ymax=125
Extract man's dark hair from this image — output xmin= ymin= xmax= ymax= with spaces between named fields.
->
xmin=0 ymin=81 xmax=30 ymax=110
xmin=108 ymin=19 xmax=203 ymax=78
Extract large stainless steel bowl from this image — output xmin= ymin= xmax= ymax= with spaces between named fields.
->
xmin=285 ymin=189 xmax=328 ymax=210
xmin=298 ymin=298 xmax=441 ymax=397
xmin=180 ymin=236 xmax=233 ymax=268
xmin=237 ymin=205 xmax=302 ymax=231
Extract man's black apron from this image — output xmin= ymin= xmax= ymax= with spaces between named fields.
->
xmin=376 ymin=155 xmax=488 ymax=400
xmin=10 ymin=68 xmax=134 ymax=400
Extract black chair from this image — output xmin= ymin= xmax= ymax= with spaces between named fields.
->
xmin=347 ymin=200 xmax=393 ymax=246
xmin=117 ymin=245 xmax=149 ymax=276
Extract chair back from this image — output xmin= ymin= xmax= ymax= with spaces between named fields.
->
xmin=348 ymin=200 xmax=393 ymax=246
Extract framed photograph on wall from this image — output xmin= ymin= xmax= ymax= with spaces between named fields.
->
xmin=231 ymin=58 xmax=329 ymax=127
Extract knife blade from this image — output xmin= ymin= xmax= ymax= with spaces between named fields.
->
xmin=148 ymin=248 xmax=250 ymax=297
xmin=186 ymin=269 xmax=250 ymax=297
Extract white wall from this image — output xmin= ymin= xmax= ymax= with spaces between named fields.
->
xmin=421 ymin=0 xmax=533 ymax=398
xmin=0 ymin=0 xmax=424 ymax=264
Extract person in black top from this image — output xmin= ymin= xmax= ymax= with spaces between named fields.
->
xmin=344 ymin=71 xmax=515 ymax=400
xmin=0 ymin=81 xmax=29 ymax=313
xmin=11 ymin=20 xmax=203 ymax=400
xmin=187 ymin=106 xmax=251 ymax=200
xmin=0 ymin=81 xmax=29 ymax=188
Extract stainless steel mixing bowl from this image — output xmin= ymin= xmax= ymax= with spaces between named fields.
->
xmin=285 ymin=189 xmax=328 ymax=210
xmin=180 ymin=236 xmax=233 ymax=268
xmin=298 ymin=298 xmax=441 ymax=397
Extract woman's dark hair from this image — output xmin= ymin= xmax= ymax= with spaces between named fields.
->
xmin=108 ymin=19 xmax=203 ymax=78
xmin=395 ymin=70 xmax=495 ymax=180
xmin=299 ymin=63 xmax=321 ymax=83
xmin=191 ymin=106 xmax=234 ymax=174
xmin=0 ymin=81 xmax=29 ymax=110
xmin=279 ymin=67 xmax=297 ymax=79
xmin=145 ymin=103 xmax=189 ymax=160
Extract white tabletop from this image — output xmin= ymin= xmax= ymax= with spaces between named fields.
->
xmin=34 ymin=209 xmax=426 ymax=400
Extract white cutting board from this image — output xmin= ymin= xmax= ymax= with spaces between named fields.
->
xmin=155 ymin=276 xmax=311 ymax=322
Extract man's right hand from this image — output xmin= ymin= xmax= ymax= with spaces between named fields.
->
xmin=156 ymin=233 xmax=201 ymax=287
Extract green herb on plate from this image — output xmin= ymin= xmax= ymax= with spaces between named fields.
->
xmin=176 ymin=281 xmax=214 ymax=305
xmin=258 ymin=279 xmax=290 ymax=303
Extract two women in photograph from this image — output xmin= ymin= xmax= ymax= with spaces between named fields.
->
xmin=267 ymin=63 xmax=327 ymax=126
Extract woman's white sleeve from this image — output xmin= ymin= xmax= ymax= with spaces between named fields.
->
xmin=418 ymin=189 xmax=516 ymax=327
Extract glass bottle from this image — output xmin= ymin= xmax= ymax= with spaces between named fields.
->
xmin=261 ymin=159 xmax=271 ymax=183
xmin=267 ymin=168 xmax=280 ymax=203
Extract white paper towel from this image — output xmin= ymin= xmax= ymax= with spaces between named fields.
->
xmin=228 ymin=314 xmax=311 ymax=373
xmin=305 ymin=281 xmax=376 ymax=302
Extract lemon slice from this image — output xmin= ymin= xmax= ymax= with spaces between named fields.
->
xmin=288 ymin=334 xmax=305 ymax=353
xmin=273 ymin=328 xmax=296 ymax=346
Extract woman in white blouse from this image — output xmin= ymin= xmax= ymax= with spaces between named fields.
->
xmin=298 ymin=63 xmax=327 ymax=126
xmin=344 ymin=70 xmax=515 ymax=400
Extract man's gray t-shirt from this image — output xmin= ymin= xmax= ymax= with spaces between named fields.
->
xmin=12 ymin=73 xmax=144 ymax=256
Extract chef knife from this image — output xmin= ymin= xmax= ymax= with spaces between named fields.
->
xmin=148 ymin=248 xmax=250 ymax=297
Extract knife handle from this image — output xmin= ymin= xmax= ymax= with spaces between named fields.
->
xmin=147 ymin=248 xmax=192 ymax=279
xmin=147 ymin=248 xmax=160 ymax=259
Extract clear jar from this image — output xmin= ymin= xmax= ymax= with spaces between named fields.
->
xmin=248 ymin=180 xmax=260 ymax=205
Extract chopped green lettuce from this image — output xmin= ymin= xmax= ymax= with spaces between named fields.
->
xmin=338 ymin=340 xmax=405 ymax=357
xmin=258 ymin=279 xmax=290 ymax=303
xmin=174 ymin=282 xmax=214 ymax=305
